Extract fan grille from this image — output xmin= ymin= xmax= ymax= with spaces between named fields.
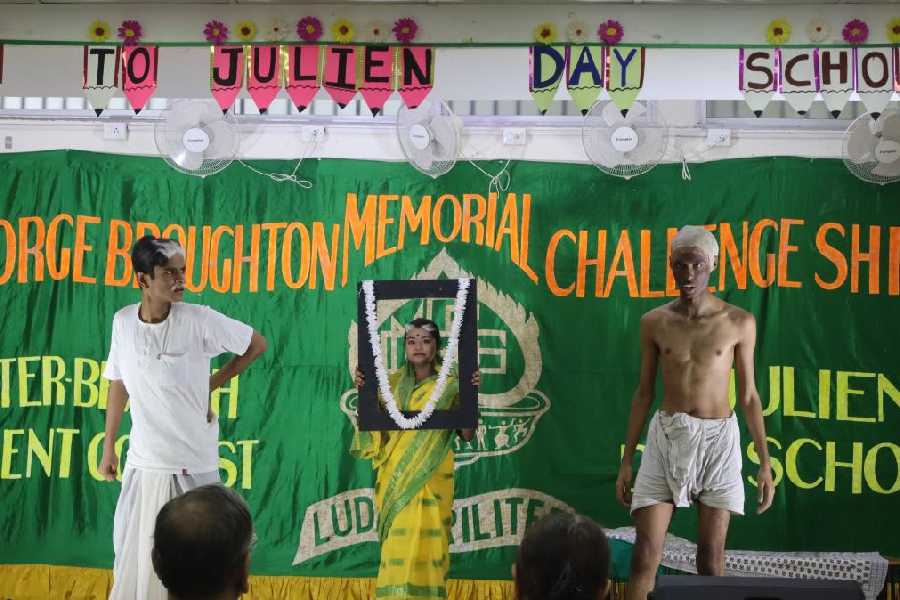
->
xmin=843 ymin=159 xmax=897 ymax=185
xmin=582 ymin=101 xmax=668 ymax=180
xmin=842 ymin=110 xmax=900 ymax=186
xmin=171 ymin=157 xmax=234 ymax=178
xmin=396 ymin=99 xmax=460 ymax=179
xmin=154 ymin=99 xmax=238 ymax=178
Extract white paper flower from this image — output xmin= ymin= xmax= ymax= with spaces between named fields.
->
xmin=806 ymin=18 xmax=830 ymax=43
xmin=364 ymin=20 xmax=391 ymax=43
xmin=567 ymin=20 xmax=589 ymax=43
xmin=266 ymin=18 xmax=288 ymax=41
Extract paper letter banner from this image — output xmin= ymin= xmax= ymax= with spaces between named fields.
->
xmin=895 ymin=47 xmax=900 ymax=93
xmin=530 ymin=45 xmax=565 ymax=115
xmin=739 ymin=49 xmax=777 ymax=117
xmin=83 ymin=45 xmax=121 ymax=116
xmin=121 ymin=46 xmax=158 ymax=115
xmin=566 ymin=45 xmax=605 ymax=115
xmin=397 ymin=46 xmax=435 ymax=109
xmin=210 ymin=45 xmax=245 ymax=114
xmin=855 ymin=48 xmax=893 ymax=118
xmin=606 ymin=46 xmax=645 ymax=116
xmin=358 ymin=45 xmax=393 ymax=116
xmin=817 ymin=49 xmax=852 ymax=118
xmin=779 ymin=48 xmax=817 ymax=115
xmin=323 ymin=45 xmax=357 ymax=108
xmin=247 ymin=45 xmax=282 ymax=114
xmin=284 ymin=45 xmax=321 ymax=113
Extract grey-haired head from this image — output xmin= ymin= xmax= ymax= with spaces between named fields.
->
xmin=131 ymin=235 xmax=185 ymax=277
xmin=131 ymin=235 xmax=187 ymax=304
xmin=671 ymin=225 xmax=718 ymax=268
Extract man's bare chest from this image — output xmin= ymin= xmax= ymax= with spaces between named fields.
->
xmin=655 ymin=318 xmax=738 ymax=366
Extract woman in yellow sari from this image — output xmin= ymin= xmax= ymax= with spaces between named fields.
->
xmin=353 ymin=318 xmax=476 ymax=600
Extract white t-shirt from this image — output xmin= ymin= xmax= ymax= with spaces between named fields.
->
xmin=103 ymin=302 xmax=253 ymax=474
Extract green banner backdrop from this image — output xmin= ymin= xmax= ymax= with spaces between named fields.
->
xmin=0 ymin=150 xmax=897 ymax=581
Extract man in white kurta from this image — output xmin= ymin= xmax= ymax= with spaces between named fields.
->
xmin=101 ymin=235 xmax=266 ymax=600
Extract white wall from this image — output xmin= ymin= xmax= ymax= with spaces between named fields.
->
xmin=0 ymin=106 xmax=847 ymax=163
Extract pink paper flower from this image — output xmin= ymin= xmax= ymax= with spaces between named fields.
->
xmin=393 ymin=17 xmax=418 ymax=43
xmin=842 ymin=19 xmax=869 ymax=44
xmin=598 ymin=19 xmax=624 ymax=45
xmin=297 ymin=16 xmax=323 ymax=42
xmin=204 ymin=20 xmax=229 ymax=45
xmin=117 ymin=20 xmax=143 ymax=46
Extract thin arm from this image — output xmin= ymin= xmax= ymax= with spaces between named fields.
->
xmin=210 ymin=330 xmax=268 ymax=393
xmin=734 ymin=314 xmax=769 ymax=468
xmin=622 ymin=315 xmax=659 ymax=465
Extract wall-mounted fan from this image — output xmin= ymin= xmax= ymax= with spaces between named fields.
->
xmin=582 ymin=101 xmax=668 ymax=180
xmin=154 ymin=99 xmax=239 ymax=178
xmin=843 ymin=110 xmax=900 ymax=185
xmin=396 ymin=98 xmax=462 ymax=179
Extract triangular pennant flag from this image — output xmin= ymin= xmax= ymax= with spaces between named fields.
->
xmin=780 ymin=48 xmax=817 ymax=115
xmin=855 ymin=48 xmax=894 ymax=116
xmin=818 ymin=49 xmax=852 ymax=118
xmin=566 ymin=45 xmax=605 ymax=115
xmin=323 ymin=45 xmax=357 ymax=108
xmin=284 ymin=44 xmax=321 ymax=113
xmin=358 ymin=45 xmax=393 ymax=116
xmin=606 ymin=46 xmax=645 ymax=115
xmin=397 ymin=46 xmax=434 ymax=109
xmin=895 ymin=47 xmax=900 ymax=94
xmin=210 ymin=45 xmax=245 ymax=113
xmin=247 ymin=45 xmax=282 ymax=114
xmin=121 ymin=46 xmax=158 ymax=114
xmin=83 ymin=45 xmax=121 ymax=116
xmin=529 ymin=45 xmax=565 ymax=115
xmin=739 ymin=48 xmax=778 ymax=117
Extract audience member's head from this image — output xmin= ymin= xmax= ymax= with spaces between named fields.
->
xmin=152 ymin=484 xmax=254 ymax=600
xmin=514 ymin=511 xmax=610 ymax=600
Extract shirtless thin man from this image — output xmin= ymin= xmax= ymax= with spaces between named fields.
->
xmin=616 ymin=225 xmax=775 ymax=600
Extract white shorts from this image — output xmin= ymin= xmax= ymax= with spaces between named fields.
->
xmin=109 ymin=467 xmax=220 ymax=600
xmin=631 ymin=411 xmax=745 ymax=516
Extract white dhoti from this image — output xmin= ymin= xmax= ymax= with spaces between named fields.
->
xmin=631 ymin=411 xmax=744 ymax=516
xmin=109 ymin=467 xmax=220 ymax=600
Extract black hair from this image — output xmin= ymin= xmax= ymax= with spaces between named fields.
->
xmin=131 ymin=235 xmax=183 ymax=278
xmin=152 ymin=484 xmax=253 ymax=600
xmin=405 ymin=317 xmax=442 ymax=348
xmin=515 ymin=511 xmax=610 ymax=600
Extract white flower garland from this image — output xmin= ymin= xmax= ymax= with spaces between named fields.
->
xmin=362 ymin=278 xmax=470 ymax=429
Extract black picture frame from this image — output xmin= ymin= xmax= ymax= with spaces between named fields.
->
xmin=356 ymin=279 xmax=478 ymax=431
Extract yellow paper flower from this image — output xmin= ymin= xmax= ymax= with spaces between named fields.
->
xmin=236 ymin=20 xmax=257 ymax=42
xmin=766 ymin=19 xmax=791 ymax=45
xmin=533 ymin=22 xmax=556 ymax=44
xmin=332 ymin=18 xmax=355 ymax=43
xmin=887 ymin=17 xmax=900 ymax=44
xmin=89 ymin=20 xmax=111 ymax=42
